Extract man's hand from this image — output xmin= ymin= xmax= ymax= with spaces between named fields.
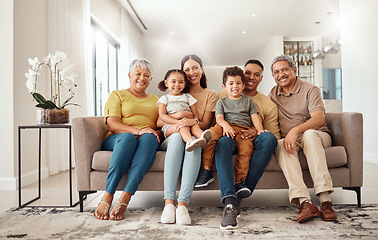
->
xmin=283 ymin=128 xmax=299 ymax=154
xmin=240 ymin=128 xmax=258 ymax=140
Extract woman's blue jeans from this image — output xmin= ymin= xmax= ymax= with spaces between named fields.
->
xmin=160 ymin=133 xmax=201 ymax=205
xmin=215 ymin=131 xmax=278 ymax=203
xmin=102 ymin=132 xmax=159 ymax=195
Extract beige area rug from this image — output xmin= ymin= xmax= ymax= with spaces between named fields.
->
xmin=0 ymin=205 xmax=377 ymax=240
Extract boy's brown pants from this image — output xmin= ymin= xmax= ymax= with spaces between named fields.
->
xmin=202 ymin=123 xmax=254 ymax=183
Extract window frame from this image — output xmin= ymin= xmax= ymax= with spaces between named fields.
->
xmin=91 ymin=20 xmax=120 ymax=116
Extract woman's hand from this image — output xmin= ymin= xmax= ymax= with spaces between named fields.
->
xmin=138 ymin=127 xmax=161 ymax=143
xmin=170 ymin=110 xmax=193 ymax=120
xmin=176 ymin=118 xmax=197 ymax=131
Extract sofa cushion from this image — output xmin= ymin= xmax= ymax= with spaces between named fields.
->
xmin=91 ymin=146 xmax=347 ymax=173
xmin=92 ymin=151 xmax=166 ymax=172
xmin=264 ymin=146 xmax=347 ymax=171
xmin=301 ymin=146 xmax=347 ymax=169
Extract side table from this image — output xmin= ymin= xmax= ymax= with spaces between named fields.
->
xmin=18 ymin=124 xmax=79 ymax=208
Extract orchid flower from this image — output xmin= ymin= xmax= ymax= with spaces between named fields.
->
xmin=52 ymin=51 xmax=67 ymax=65
xmin=25 ymin=79 xmax=36 ymax=93
xmin=25 ymin=51 xmax=79 ymax=110
xmin=28 ymin=57 xmax=40 ymax=71
xmin=25 ymin=69 xmax=39 ymax=80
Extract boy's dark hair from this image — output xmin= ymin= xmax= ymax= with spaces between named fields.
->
xmin=158 ymin=69 xmax=191 ymax=93
xmin=222 ymin=66 xmax=245 ymax=85
xmin=244 ymin=59 xmax=264 ymax=71
xmin=180 ymin=54 xmax=207 ymax=89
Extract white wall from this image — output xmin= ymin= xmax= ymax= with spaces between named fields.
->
xmin=90 ymin=0 xmax=121 ymax=38
xmin=340 ymin=0 xmax=378 ymax=164
xmin=0 ymin=0 xmax=144 ymax=190
xmin=0 ymin=0 xmax=15 ymax=190
xmin=256 ymin=36 xmax=284 ymax=96
xmin=12 ymin=0 xmax=50 ymax=189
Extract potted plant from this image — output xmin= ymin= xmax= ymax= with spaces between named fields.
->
xmin=25 ymin=51 xmax=79 ymax=124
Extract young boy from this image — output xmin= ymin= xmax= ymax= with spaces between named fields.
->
xmin=195 ymin=66 xmax=267 ymax=199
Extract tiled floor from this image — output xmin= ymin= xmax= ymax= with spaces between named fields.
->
xmin=1 ymin=161 xmax=377 ymax=214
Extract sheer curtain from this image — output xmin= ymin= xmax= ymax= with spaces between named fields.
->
xmin=46 ymin=0 xmax=91 ymax=175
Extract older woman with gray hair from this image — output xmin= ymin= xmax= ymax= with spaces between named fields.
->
xmin=94 ymin=58 xmax=161 ymax=221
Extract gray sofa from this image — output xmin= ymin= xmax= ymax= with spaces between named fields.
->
xmin=72 ymin=112 xmax=363 ymax=212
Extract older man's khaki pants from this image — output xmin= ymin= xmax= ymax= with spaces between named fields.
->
xmin=275 ymin=129 xmax=334 ymax=206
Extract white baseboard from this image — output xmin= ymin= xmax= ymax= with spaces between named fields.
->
xmin=364 ymin=152 xmax=378 ymax=165
xmin=0 ymin=167 xmax=50 ymax=190
xmin=0 ymin=177 xmax=16 ymax=190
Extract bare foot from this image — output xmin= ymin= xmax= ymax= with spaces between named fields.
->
xmin=110 ymin=191 xmax=132 ymax=220
xmin=94 ymin=192 xmax=113 ymax=220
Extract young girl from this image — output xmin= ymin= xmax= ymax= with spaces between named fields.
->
xmin=157 ymin=69 xmax=212 ymax=152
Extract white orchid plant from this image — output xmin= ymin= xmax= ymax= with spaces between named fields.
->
xmin=25 ymin=51 xmax=79 ymax=109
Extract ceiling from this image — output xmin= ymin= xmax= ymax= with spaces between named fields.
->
xmin=129 ymin=0 xmax=340 ymax=66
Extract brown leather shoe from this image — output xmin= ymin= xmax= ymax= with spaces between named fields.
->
xmin=321 ymin=201 xmax=337 ymax=221
xmin=297 ymin=201 xmax=320 ymax=223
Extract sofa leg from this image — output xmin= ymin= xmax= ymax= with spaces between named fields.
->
xmin=342 ymin=187 xmax=361 ymax=207
xmin=79 ymin=191 xmax=97 ymax=212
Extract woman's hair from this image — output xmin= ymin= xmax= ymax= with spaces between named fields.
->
xmin=270 ymin=55 xmax=296 ymax=73
xmin=180 ymin=54 xmax=207 ymax=88
xmin=129 ymin=58 xmax=153 ymax=74
xmin=158 ymin=69 xmax=191 ymax=93
xmin=222 ymin=66 xmax=245 ymax=85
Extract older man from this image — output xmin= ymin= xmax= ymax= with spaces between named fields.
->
xmin=268 ymin=55 xmax=337 ymax=223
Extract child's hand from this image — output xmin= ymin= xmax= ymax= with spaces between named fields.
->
xmin=222 ymin=125 xmax=236 ymax=138
xmin=257 ymin=129 xmax=269 ymax=135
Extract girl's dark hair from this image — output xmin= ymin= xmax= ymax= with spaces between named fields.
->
xmin=158 ymin=69 xmax=191 ymax=93
xmin=180 ymin=54 xmax=207 ymax=88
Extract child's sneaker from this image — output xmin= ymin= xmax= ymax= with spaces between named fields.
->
xmin=201 ymin=129 xmax=213 ymax=147
xmin=185 ymin=138 xmax=206 ymax=152
xmin=235 ymin=183 xmax=251 ymax=199
xmin=195 ymin=168 xmax=214 ymax=188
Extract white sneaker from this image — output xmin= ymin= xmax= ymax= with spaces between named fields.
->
xmin=185 ymin=138 xmax=206 ymax=152
xmin=201 ymin=129 xmax=213 ymax=147
xmin=161 ymin=204 xmax=175 ymax=224
xmin=176 ymin=205 xmax=191 ymax=225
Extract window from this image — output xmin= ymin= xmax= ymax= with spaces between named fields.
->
xmin=91 ymin=21 xmax=120 ymax=116
xmin=322 ymin=68 xmax=342 ymax=100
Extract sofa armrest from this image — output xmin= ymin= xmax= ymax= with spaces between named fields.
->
xmin=325 ymin=112 xmax=363 ymax=187
xmin=72 ymin=116 xmax=107 ymax=191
